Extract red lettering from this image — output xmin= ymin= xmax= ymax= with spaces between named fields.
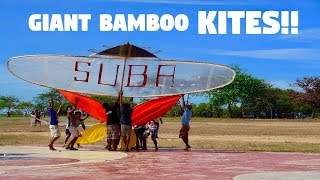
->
xmin=126 ymin=65 xmax=148 ymax=87
xmin=98 ymin=64 xmax=120 ymax=86
xmin=156 ymin=65 xmax=176 ymax=87
xmin=74 ymin=61 xmax=91 ymax=82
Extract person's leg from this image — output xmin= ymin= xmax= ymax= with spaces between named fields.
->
xmin=152 ymin=139 xmax=158 ymax=150
xmin=121 ymin=125 xmax=127 ymax=151
xmin=106 ymin=125 xmax=112 ymax=150
xmin=48 ymin=137 xmax=54 ymax=149
xmin=64 ymin=131 xmax=71 ymax=147
xmin=111 ymin=138 xmax=117 ymax=151
xmin=49 ymin=137 xmax=59 ymax=150
xmin=182 ymin=136 xmax=191 ymax=150
xmin=64 ymin=134 xmax=71 ymax=144
xmin=180 ymin=125 xmax=191 ymax=150
xmin=111 ymin=127 xmax=118 ymax=151
xmin=125 ymin=126 xmax=131 ymax=151
xmin=142 ymin=138 xmax=147 ymax=150
xmin=116 ymin=138 xmax=120 ymax=147
xmin=134 ymin=130 xmax=141 ymax=149
xmin=111 ymin=125 xmax=119 ymax=151
xmin=69 ymin=137 xmax=78 ymax=150
xmin=123 ymin=135 xmax=128 ymax=151
xmin=49 ymin=125 xmax=60 ymax=150
xmin=182 ymin=136 xmax=188 ymax=146
xmin=106 ymin=138 xmax=112 ymax=150
xmin=115 ymin=125 xmax=121 ymax=149
xmin=68 ymin=127 xmax=79 ymax=150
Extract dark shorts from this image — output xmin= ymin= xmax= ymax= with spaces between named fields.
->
xmin=65 ymin=129 xmax=71 ymax=136
xmin=179 ymin=125 xmax=190 ymax=138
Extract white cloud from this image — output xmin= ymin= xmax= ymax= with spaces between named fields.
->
xmin=280 ymin=28 xmax=320 ymax=42
xmin=210 ymin=48 xmax=320 ymax=61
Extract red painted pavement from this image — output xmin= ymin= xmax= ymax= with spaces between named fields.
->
xmin=1 ymin=146 xmax=320 ymax=179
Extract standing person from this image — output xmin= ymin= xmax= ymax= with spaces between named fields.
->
xmin=48 ymin=95 xmax=62 ymax=151
xmin=133 ymin=124 xmax=147 ymax=150
xmin=71 ymin=111 xmax=89 ymax=149
xmin=63 ymin=103 xmax=77 ymax=148
xmin=102 ymin=94 xmax=121 ymax=151
xmin=148 ymin=120 xmax=159 ymax=150
xmin=7 ymin=108 xmax=11 ymax=118
xmin=179 ymin=95 xmax=192 ymax=150
xmin=153 ymin=117 xmax=163 ymax=138
xmin=66 ymin=100 xmax=82 ymax=150
xmin=119 ymin=91 xmax=134 ymax=152
xmin=34 ymin=109 xmax=41 ymax=126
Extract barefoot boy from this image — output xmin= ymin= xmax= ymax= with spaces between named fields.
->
xmin=48 ymin=95 xmax=62 ymax=150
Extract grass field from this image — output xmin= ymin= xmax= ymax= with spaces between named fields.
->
xmin=1 ymin=116 xmax=320 ymax=153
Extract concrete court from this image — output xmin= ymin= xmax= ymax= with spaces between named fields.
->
xmin=1 ymin=145 xmax=320 ymax=179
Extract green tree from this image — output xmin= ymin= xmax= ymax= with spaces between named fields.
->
xmin=193 ymin=103 xmax=213 ymax=117
xmin=208 ymin=66 xmax=269 ymax=118
xmin=17 ymin=101 xmax=34 ymax=113
xmin=33 ymin=89 xmax=69 ymax=114
xmin=0 ymin=95 xmax=20 ymax=111
xmin=255 ymin=87 xmax=282 ymax=118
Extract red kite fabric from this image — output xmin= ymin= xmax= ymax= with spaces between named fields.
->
xmin=132 ymin=95 xmax=181 ymax=125
xmin=59 ymin=90 xmax=181 ymax=125
xmin=59 ymin=90 xmax=106 ymax=122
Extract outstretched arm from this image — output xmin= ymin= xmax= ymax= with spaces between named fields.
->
xmin=179 ymin=95 xmax=185 ymax=113
xmin=81 ymin=114 xmax=89 ymax=130
xmin=118 ymin=90 xmax=123 ymax=104
xmin=50 ymin=94 xmax=54 ymax=108
xmin=130 ymin=97 xmax=134 ymax=108
xmin=56 ymin=104 xmax=62 ymax=115
xmin=116 ymin=91 xmax=121 ymax=105
xmin=68 ymin=99 xmax=78 ymax=114
xmin=82 ymin=113 xmax=89 ymax=120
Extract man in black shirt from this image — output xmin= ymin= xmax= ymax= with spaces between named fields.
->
xmin=102 ymin=94 xmax=120 ymax=151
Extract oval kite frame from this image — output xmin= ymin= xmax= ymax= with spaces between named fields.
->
xmin=7 ymin=54 xmax=236 ymax=97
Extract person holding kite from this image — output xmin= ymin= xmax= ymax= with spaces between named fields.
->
xmin=48 ymin=95 xmax=62 ymax=151
xmin=63 ymin=103 xmax=77 ymax=148
xmin=73 ymin=111 xmax=89 ymax=149
xmin=119 ymin=90 xmax=134 ymax=152
xmin=102 ymin=94 xmax=121 ymax=151
xmin=67 ymin=100 xmax=84 ymax=150
xmin=179 ymin=95 xmax=192 ymax=150
xmin=133 ymin=124 xmax=147 ymax=150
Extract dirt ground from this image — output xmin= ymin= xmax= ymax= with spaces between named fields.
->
xmin=1 ymin=117 xmax=320 ymax=152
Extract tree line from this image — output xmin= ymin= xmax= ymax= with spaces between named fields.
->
xmin=1 ymin=66 xmax=319 ymax=118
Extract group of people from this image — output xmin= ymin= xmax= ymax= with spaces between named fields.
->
xmin=47 ymin=95 xmax=87 ymax=151
xmin=102 ymin=90 xmax=134 ymax=152
xmin=102 ymin=92 xmax=192 ymax=151
xmin=47 ymin=92 xmax=193 ymax=151
xmin=132 ymin=117 xmax=162 ymax=150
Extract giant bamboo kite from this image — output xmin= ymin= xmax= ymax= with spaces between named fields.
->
xmin=8 ymin=43 xmax=235 ymax=144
